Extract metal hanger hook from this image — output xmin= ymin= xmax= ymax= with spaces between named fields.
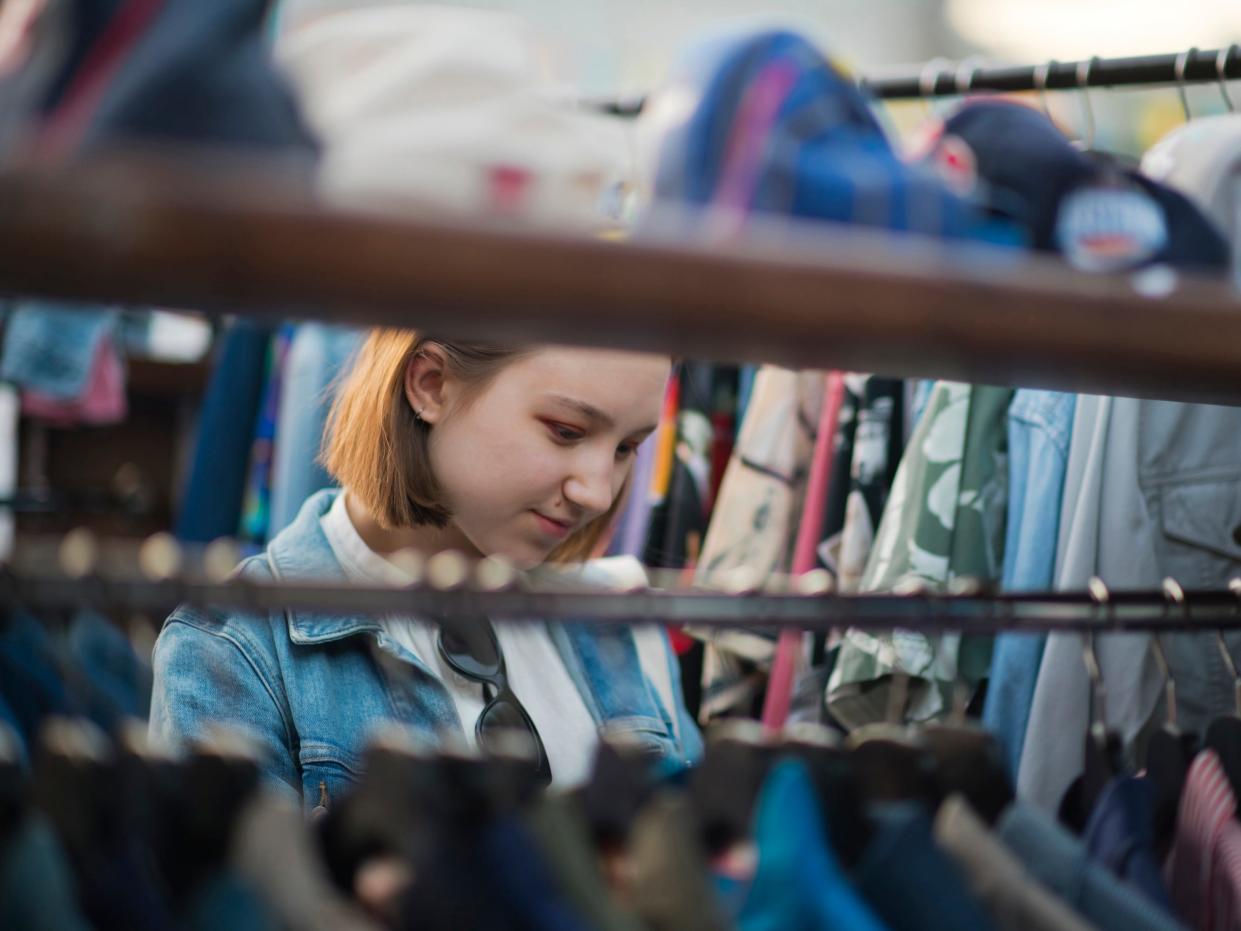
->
xmin=1226 ymin=578 xmax=1241 ymax=714
xmin=954 ymin=56 xmax=984 ymax=97
xmin=1157 ymin=577 xmax=1187 ymax=729
xmin=1076 ymin=56 xmax=1099 ymax=149
xmin=1033 ymin=59 xmax=1058 ymax=120
xmin=1084 ymin=576 xmax=1110 ymax=729
xmin=920 ymin=56 xmax=951 ymax=118
xmin=1218 ymin=44 xmax=1238 ymax=113
xmin=1175 ymin=47 xmax=1199 ymax=122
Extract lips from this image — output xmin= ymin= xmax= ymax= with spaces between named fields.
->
xmin=531 ymin=510 xmax=573 ymax=539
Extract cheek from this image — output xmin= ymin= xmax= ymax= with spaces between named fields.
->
xmin=429 ymin=415 xmax=565 ymax=518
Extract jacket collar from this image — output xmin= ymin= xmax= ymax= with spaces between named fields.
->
xmin=264 ymin=489 xmax=384 ymax=645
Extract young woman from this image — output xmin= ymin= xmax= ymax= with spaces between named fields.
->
xmin=149 ymin=330 xmax=703 ymax=811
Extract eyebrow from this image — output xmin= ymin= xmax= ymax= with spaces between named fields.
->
xmin=546 ymin=395 xmax=658 ymax=436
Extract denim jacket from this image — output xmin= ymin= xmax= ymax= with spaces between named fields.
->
xmin=150 ymin=491 xmax=702 ymax=812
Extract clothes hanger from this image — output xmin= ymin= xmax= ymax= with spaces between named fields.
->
xmin=28 ymin=716 xmax=120 ymax=879
xmin=1217 ymin=44 xmax=1238 ymax=113
xmin=1143 ymin=580 xmax=1199 ymax=854
xmin=847 ymin=659 xmax=940 ymax=807
xmin=922 ymin=676 xmax=1016 ymax=825
xmin=1065 ymin=577 xmax=1127 ymax=830
xmin=580 ymin=733 xmax=663 ymax=854
xmin=1175 ymin=47 xmax=1198 ymax=125
xmin=1204 ymin=578 xmax=1241 ymax=815
xmin=688 ymin=719 xmax=780 ymax=858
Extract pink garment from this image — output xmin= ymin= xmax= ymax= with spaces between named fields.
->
xmin=23 ymin=335 xmax=126 ymax=425
xmin=1167 ymin=748 xmax=1241 ymax=931
xmin=714 ymin=59 xmax=800 ymax=216
xmin=760 ymin=372 xmax=845 ymax=730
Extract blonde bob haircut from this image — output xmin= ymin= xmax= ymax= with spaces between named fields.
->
xmin=323 ymin=329 xmax=627 ymax=564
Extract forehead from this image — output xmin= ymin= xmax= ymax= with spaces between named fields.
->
xmin=499 ymin=347 xmax=671 ymax=420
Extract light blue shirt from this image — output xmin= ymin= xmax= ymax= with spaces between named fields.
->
xmin=983 ymin=389 xmax=1076 ymax=778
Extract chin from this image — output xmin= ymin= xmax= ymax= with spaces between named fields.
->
xmin=482 ymin=538 xmax=554 ymax=572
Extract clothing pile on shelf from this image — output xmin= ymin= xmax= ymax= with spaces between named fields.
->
xmin=3 ymin=703 xmax=1221 ymax=931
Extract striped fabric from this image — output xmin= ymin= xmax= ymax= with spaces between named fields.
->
xmin=1167 ymin=749 xmax=1241 ymax=930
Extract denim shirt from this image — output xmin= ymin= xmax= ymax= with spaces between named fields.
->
xmin=150 ymin=491 xmax=702 ymax=812
xmin=982 ymin=389 xmax=1076 ymax=778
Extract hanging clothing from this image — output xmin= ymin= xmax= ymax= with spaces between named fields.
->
xmin=1166 ymin=749 xmax=1241 ymax=931
xmin=934 ymin=795 xmax=1097 ymax=931
xmin=1082 ymin=776 xmax=1175 ymax=914
xmin=175 ymin=320 xmax=273 ymax=543
xmin=1018 ymin=124 xmax=1239 ymax=808
xmin=982 ymin=389 xmax=1077 ymax=778
xmin=240 ymin=325 xmax=294 ymax=544
xmin=997 ymin=803 xmax=1184 ymax=931
xmin=0 ymin=302 xmax=117 ymax=404
xmin=827 ymin=383 xmax=1012 ymax=730
xmin=738 ymin=759 xmax=887 ymax=931
xmin=268 ymin=323 xmax=361 ymax=538
xmin=691 ymin=367 xmax=823 ymax=719
xmin=629 ymin=792 xmax=730 ymax=931
xmin=833 ymin=375 xmax=906 ymax=594
xmin=855 ymin=802 xmax=997 ymax=931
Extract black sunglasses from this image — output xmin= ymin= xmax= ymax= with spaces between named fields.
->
xmin=437 ymin=617 xmax=552 ymax=786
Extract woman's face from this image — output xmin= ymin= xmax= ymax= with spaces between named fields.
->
xmin=428 ymin=347 xmax=670 ymax=568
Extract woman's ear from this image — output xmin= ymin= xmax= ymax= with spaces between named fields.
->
xmin=403 ymin=344 xmax=449 ymax=424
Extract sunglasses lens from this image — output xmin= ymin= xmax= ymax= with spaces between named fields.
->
xmin=440 ymin=620 xmax=501 ymax=677
xmin=478 ymin=698 xmax=549 ymax=780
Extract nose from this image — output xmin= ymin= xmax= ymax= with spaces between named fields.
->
xmin=562 ymin=452 xmax=616 ymax=519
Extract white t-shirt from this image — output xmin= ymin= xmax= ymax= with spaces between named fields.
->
xmin=320 ymin=493 xmax=603 ymax=787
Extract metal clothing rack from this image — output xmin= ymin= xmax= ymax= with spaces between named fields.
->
xmin=594 ymin=45 xmax=1241 ymax=116
xmin=3 ymin=156 xmax=1241 ymax=404
xmin=862 ymin=45 xmax=1241 ymax=101
xmin=4 ymin=551 xmax=1241 ymax=634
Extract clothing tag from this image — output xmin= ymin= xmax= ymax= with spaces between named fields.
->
xmin=1054 ymin=181 xmax=1168 ymax=272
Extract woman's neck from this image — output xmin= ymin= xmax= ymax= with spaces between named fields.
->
xmin=343 ymin=491 xmax=481 ymax=559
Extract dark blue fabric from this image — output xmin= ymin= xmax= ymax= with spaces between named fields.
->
xmin=855 ymin=802 xmax=996 ymax=931
xmin=481 ymin=816 xmax=590 ymax=931
xmin=1083 ymin=776 xmax=1176 ymax=915
xmin=649 ymin=28 xmax=1012 ymax=243
xmin=0 ymin=611 xmax=75 ymax=749
xmin=175 ymin=320 xmax=273 ymax=543
xmin=740 ymin=759 xmax=888 ymax=931
xmin=39 ymin=0 xmax=127 ymax=113
xmin=80 ymin=0 xmax=316 ymax=153
xmin=67 ymin=611 xmax=152 ymax=726
xmin=934 ymin=102 xmax=1095 ymax=251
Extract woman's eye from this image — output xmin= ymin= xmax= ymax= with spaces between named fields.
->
xmin=545 ymin=422 xmax=584 ymax=443
xmin=616 ymin=443 xmax=636 ymax=460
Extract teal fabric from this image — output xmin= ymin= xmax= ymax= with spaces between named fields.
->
xmin=0 ymin=815 xmax=92 ymax=931
xmin=740 ymin=759 xmax=888 ymax=931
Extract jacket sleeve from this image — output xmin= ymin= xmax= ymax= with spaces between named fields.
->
xmin=149 ymin=608 xmax=300 ymax=797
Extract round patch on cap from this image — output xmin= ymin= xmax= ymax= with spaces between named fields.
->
xmin=1054 ymin=181 xmax=1168 ymax=272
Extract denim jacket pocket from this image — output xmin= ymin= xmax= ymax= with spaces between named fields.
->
xmin=298 ymin=741 xmax=364 ymax=818
xmin=1158 ymin=479 xmax=1241 ymax=589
